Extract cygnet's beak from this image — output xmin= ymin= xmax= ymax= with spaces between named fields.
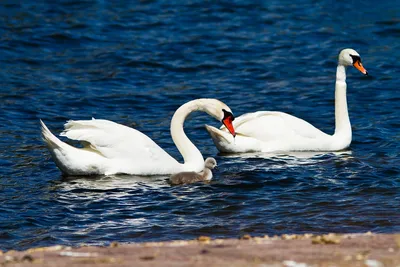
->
xmin=353 ymin=60 xmax=368 ymax=75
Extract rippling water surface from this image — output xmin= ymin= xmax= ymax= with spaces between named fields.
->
xmin=0 ymin=0 xmax=399 ymax=251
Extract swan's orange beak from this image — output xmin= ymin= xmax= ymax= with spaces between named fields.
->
xmin=353 ymin=60 xmax=368 ymax=75
xmin=221 ymin=109 xmax=236 ymax=137
xmin=222 ymin=115 xmax=236 ymax=137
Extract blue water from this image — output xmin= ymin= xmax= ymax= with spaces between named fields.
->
xmin=0 ymin=0 xmax=399 ymax=251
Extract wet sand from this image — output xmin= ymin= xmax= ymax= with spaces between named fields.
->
xmin=1 ymin=233 xmax=399 ymax=267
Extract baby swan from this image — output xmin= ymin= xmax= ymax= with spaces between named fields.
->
xmin=169 ymin=157 xmax=217 ymax=185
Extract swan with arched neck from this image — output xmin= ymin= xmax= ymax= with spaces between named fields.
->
xmin=41 ymin=99 xmax=235 ymax=176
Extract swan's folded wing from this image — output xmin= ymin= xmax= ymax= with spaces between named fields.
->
xmin=60 ymin=119 xmax=175 ymax=162
xmin=220 ymin=111 xmax=329 ymax=141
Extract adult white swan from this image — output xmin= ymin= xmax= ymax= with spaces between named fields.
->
xmin=205 ymin=48 xmax=368 ymax=153
xmin=41 ymin=98 xmax=236 ymax=176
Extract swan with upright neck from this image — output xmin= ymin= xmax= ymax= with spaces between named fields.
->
xmin=41 ymin=98 xmax=235 ymax=176
xmin=205 ymin=48 xmax=368 ymax=153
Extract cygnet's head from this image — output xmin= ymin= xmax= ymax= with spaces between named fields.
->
xmin=338 ymin=48 xmax=368 ymax=75
xmin=204 ymin=157 xmax=217 ymax=169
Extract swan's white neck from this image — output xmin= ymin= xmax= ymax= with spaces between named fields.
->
xmin=333 ymin=65 xmax=352 ymax=146
xmin=170 ymin=100 xmax=205 ymax=172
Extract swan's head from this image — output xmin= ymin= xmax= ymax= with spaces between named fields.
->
xmin=338 ymin=48 xmax=368 ymax=75
xmin=200 ymin=99 xmax=236 ymax=137
xmin=204 ymin=157 xmax=217 ymax=169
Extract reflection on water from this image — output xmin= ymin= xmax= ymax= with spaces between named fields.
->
xmin=220 ymin=150 xmax=353 ymax=171
xmin=60 ymin=174 xmax=168 ymax=190
xmin=220 ymin=150 xmax=352 ymax=160
xmin=54 ymin=175 xmax=170 ymax=206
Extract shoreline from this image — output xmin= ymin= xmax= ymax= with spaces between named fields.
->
xmin=1 ymin=233 xmax=399 ymax=266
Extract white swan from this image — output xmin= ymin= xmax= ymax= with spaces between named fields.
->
xmin=205 ymin=48 xmax=368 ymax=153
xmin=41 ymin=98 xmax=235 ymax=176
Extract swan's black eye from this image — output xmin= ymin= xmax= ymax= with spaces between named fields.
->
xmin=222 ymin=109 xmax=235 ymax=121
xmin=350 ymin=55 xmax=361 ymax=64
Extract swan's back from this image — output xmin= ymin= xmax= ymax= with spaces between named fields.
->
xmin=43 ymin=119 xmax=183 ymax=175
xmin=222 ymin=111 xmax=330 ymax=141
xmin=61 ymin=119 xmax=174 ymax=161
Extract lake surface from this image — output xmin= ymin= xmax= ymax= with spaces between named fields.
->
xmin=0 ymin=0 xmax=399 ymax=251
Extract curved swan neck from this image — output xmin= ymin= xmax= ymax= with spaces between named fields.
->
xmin=334 ymin=65 xmax=352 ymax=139
xmin=170 ymin=100 xmax=205 ymax=171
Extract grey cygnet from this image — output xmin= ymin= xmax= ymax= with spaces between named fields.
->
xmin=169 ymin=157 xmax=217 ymax=185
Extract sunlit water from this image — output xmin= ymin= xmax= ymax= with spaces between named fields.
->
xmin=0 ymin=0 xmax=399 ymax=251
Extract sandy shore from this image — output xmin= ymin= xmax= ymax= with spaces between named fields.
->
xmin=1 ymin=233 xmax=399 ymax=267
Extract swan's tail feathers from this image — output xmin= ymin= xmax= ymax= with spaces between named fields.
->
xmin=40 ymin=120 xmax=107 ymax=176
xmin=205 ymin=124 xmax=238 ymax=153
xmin=205 ymin=125 xmax=231 ymax=143
xmin=40 ymin=120 xmax=65 ymax=149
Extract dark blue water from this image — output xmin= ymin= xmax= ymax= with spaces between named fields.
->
xmin=0 ymin=0 xmax=399 ymax=251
